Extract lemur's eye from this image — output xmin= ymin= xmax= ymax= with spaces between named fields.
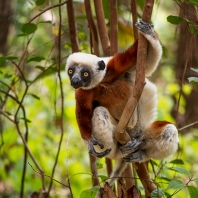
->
xmin=84 ymin=72 xmax=89 ymax=77
xmin=68 ymin=69 xmax=73 ymax=75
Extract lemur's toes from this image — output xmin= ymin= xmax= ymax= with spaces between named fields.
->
xmin=123 ymin=150 xmax=144 ymax=162
xmin=135 ymin=19 xmax=155 ymax=38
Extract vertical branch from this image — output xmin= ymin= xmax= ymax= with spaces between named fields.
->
xmin=131 ymin=0 xmax=138 ymax=40
xmin=84 ymin=0 xmax=100 ymax=186
xmin=84 ymin=0 xmax=99 ymax=56
xmin=66 ymin=0 xmax=79 ymax=53
xmin=122 ymin=164 xmax=134 ymax=190
xmin=93 ymin=0 xmax=110 ymax=56
xmin=110 ymin=0 xmax=134 ymax=188
xmin=93 ymin=0 xmax=112 ymax=176
xmin=114 ymin=0 xmax=156 ymax=196
xmin=46 ymin=0 xmax=65 ymax=196
xmin=89 ymin=154 xmax=99 ymax=186
xmin=110 ymin=0 xmax=118 ymax=55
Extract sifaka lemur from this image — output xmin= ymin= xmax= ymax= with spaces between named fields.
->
xmin=66 ymin=19 xmax=179 ymax=186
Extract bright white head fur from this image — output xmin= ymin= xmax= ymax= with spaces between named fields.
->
xmin=66 ymin=52 xmax=110 ymax=90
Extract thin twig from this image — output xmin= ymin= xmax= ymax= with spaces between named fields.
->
xmin=28 ymin=0 xmax=69 ymax=23
xmin=178 ymin=121 xmax=198 ymax=132
xmin=28 ymin=162 xmax=69 ymax=188
xmin=0 ymin=110 xmax=15 ymax=123
xmin=46 ymin=1 xmax=65 ymax=196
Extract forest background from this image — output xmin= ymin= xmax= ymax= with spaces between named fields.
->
xmin=0 ymin=0 xmax=198 ymax=197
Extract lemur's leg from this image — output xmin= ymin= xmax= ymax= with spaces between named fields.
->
xmin=88 ymin=106 xmax=117 ymax=158
xmin=107 ymin=158 xmax=128 ymax=187
xmin=123 ymin=121 xmax=179 ymax=162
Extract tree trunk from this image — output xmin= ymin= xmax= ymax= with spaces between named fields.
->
xmin=174 ymin=3 xmax=198 ymax=130
xmin=0 ymin=0 xmax=12 ymax=55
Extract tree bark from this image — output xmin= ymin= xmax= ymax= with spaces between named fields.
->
xmin=0 ymin=0 xmax=12 ymax=55
xmin=66 ymin=0 xmax=79 ymax=53
xmin=174 ymin=3 xmax=198 ymax=130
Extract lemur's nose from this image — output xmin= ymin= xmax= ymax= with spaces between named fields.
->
xmin=71 ymin=77 xmax=83 ymax=89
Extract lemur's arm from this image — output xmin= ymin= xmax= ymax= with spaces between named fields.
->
xmin=135 ymin=19 xmax=162 ymax=76
xmin=103 ymin=40 xmax=138 ymax=83
xmin=75 ymin=89 xmax=111 ymax=158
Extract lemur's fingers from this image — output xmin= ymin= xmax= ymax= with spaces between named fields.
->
xmin=91 ymin=136 xmax=104 ymax=149
xmin=88 ymin=137 xmax=112 ymax=158
xmin=119 ymin=138 xmax=142 ymax=155
xmin=135 ymin=19 xmax=155 ymax=39
xmin=123 ymin=150 xmax=143 ymax=162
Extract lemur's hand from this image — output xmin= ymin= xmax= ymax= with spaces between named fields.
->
xmin=88 ymin=136 xmax=112 ymax=158
xmin=135 ymin=19 xmax=156 ymax=39
xmin=118 ymin=138 xmax=142 ymax=156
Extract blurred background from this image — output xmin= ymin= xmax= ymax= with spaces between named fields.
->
xmin=0 ymin=0 xmax=198 ymax=197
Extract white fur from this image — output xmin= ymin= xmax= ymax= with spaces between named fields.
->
xmin=66 ymin=53 xmax=111 ymax=90
xmin=67 ymin=26 xmax=178 ymax=190
xmin=141 ymin=33 xmax=163 ymax=77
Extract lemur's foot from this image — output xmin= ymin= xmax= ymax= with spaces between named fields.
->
xmin=88 ymin=136 xmax=112 ymax=158
xmin=135 ymin=19 xmax=156 ymax=39
xmin=123 ymin=149 xmax=144 ymax=162
xmin=119 ymin=138 xmax=142 ymax=156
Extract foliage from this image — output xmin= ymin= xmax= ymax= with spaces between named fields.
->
xmin=0 ymin=0 xmax=198 ymax=198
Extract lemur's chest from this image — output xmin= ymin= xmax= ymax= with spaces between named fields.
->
xmin=94 ymin=77 xmax=133 ymax=120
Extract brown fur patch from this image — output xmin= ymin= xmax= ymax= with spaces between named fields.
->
xmin=147 ymin=121 xmax=172 ymax=138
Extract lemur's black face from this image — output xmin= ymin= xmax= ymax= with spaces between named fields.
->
xmin=68 ymin=64 xmax=92 ymax=89
xmin=67 ymin=60 xmax=106 ymax=89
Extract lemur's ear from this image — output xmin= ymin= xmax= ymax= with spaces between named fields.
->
xmin=98 ymin=60 xmax=106 ymax=70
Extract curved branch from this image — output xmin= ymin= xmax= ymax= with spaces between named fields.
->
xmin=28 ymin=0 xmax=69 ymax=23
xmin=115 ymin=0 xmax=156 ymax=196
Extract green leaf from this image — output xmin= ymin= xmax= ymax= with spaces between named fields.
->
xmin=159 ymin=176 xmax=171 ymax=182
xmin=35 ymin=0 xmax=46 ymax=6
xmin=171 ymin=167 xmax=191 ymax=177
xmin=188 ymin=77 xmax=198 ymax=85
xmin=187 ymin=186 xmax=198 ymax=198
xmin=96 ymin=161 xmax=103 ymax=170
xmin=29 ymin=94 xmax=40 ymax=100
xmin=69 ymin=172 xmax=92 ymax=179
xmin=21 ymin=23 xmax=37 ymax=35
xmin=5 ymin=56 xmax=19 ymax=60
xmin=188 ymin=0 xmax=198 ymax=6
xmin=27 ymin=56 xmax=45 ymax=63
xmin=167 ymin=15 xmax=184 ymax=25
xmin=38 ymin=20 xmax=52 ymax=24
xmin=0 ymin=57 xmax=6 ymax=66
xmin=19 ymin=118 xmax=32 ymax=123
xmin=4 ymin=73 xmax=12 ymax=78
xmin=189 ymin=24 xmax=198 ymax=35
xmin=35 ymin=66 xmax=45 ymax=71
xmin=193 ymin=178 xmax=198 ymax=185
xmin=35 ymin=66 xmax=57 ymax=80
xmin=150 ymin=188 xmax=164 ymax=198
xmin=17 ymin=33 xmax=27 ymax=37
xmin=80 ymin=186 xmax=100 ymax=198
xmin=167 ymin=179 xmax=185 ymax=190
xmin=191 ymin=68 xmax=198 ymax=73
xmin=170 ymin=159 xmax=184 ymax=165
xmin=98 ymin=175 xmax=108 ymax=182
